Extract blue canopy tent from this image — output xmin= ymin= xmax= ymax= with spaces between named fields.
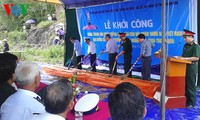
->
xmin=61 ymin=0 xmax=124 ymax=8
xmin=30 ymin=0 xmax=200 ymax=119
xmin=60 ymin=0 xmax=197 ymax=76
xmin=59 ymin=0 xmax=198 ymax=120
xmin=59 ymin=0 xmax=167 ymax=120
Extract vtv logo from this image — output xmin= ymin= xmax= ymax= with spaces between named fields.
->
xmin=3 ymin=4 xmax=29 ymax=16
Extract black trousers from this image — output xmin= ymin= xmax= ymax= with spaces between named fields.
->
xmin=76 ymin=55 xmax=82 ymax=69
xmin=124 ymin=54 xmax=132 ymax=77
xmin=90 ymin=54 xmax=96 ymax=72
xmin=59 ymin=35 xmax=64 ymax=40
xmin=141 ymin=56 xmax=152 ymax=80
xmin=109 ymin=53 xmax=117 ymax=75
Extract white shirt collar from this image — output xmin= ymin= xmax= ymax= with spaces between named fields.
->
xmin=43 ymin=112 xmax=65 ymax=120
xmin=17 ymin=89 xmax=40 ymax=98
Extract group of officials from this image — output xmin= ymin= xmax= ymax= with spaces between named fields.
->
xmin=70 ymin=29 xmax=200 ymax=108
xmin=70 ymin=33 xmax=154 ymax=80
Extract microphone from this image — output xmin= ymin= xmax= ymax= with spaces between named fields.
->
xmin=175 ymin=40 xmax=182 ymax=55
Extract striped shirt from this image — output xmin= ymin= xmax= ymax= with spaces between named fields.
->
xmin=140 ymin=40 xmax=154 ymax=57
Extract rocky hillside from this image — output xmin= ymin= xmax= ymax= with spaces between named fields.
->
xmin=26 ymin=5 xmax=65 ymax=47
xmin=27 ymin=22 xmax=58 ymax=46
xmin=0 ymin=3 xmax=65 ymax=64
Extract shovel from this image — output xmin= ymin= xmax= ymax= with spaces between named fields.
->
xmin=86 ymin=50 xmax=104 ymax=72
xmin=120 ymin=60 xmax=138 ymax=80
xmin=67 ymin=57 xmax=73 ymax=70
xmin=108 ymin=61 xmax=117 ymax=77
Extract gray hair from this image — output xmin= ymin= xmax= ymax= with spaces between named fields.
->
xmin=15 ymin=61 xmax=40 ymax=86
xmin=44 ymin=79 xmax=73 ymax=114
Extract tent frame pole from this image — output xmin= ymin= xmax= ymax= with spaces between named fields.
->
xmin=161 ymin=0 xmax=166 ymax=119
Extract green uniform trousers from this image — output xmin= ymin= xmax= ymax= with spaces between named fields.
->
xmin=185 ymin=64 xmax=198 ymax=106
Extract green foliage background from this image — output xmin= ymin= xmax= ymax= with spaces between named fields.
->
xmin=0 ymin=0 xmax=64 ymax=64
xmin=0 ymin=0 xmax=56 ymax=32
xmin=24 ymin=45 xmax=64 ymax=64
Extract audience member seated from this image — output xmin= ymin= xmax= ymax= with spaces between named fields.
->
xmin=0 ymin=53 xmax=18 ymax=107
xmin=108 ymin=82 xmax=146 ymax=120
xmin=0 ymin=61 xmax=45 ymax=120
xmin=31 ymin=79 xmax=74 ymax=120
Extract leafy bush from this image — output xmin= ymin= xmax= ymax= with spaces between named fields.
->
xmin=0 ymin=31 xmax=8 ymax=40
xmin=43 ymin=45 xmax=64 ymax=58
xmin=24 ymin=45 xmax=64 ymax=64
xmin=7 ymin=30 xmax=27 ymax=42
xmin=37 ymin=21 xmax=54 ymax=29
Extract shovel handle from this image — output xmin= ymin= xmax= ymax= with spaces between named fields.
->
xmin=67 ymin=58 xmax=73 ymax=69
xmin=111 ymin=61 xmax=117 ymax=75
xmin=126 ymin=60 xmax=138 ymax=75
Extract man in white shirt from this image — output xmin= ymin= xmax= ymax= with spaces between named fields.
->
xmin=0 ymin=61 xmax=45 ymax=120
xmin=31 ymin=79 xmax=74 ymax=120
xmin=70 ymin=37 xmax=83 ymax=69
xmin=102 ymin=34 xmax=118 ymax=75
xmin=84 ymin=38 xmax=97 ymax=72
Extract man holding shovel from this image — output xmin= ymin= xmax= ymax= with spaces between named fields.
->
xmin=115 ymin=33 xmax=132 ymax=77
xmin=137 ymin=34 xmax=154 ymax=80
xmin=101 ymin=34 xmax=118 ymax=75
xmin=84 ymin=38 xmax=97 ymax=72
xmin=70 ymin=37 xmax=82 ymax=69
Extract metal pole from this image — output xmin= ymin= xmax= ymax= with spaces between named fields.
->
xmin=161 ymin=0 xmax=166 ymax=119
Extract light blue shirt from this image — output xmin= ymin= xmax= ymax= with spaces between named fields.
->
xmin=74 ymin=40 xmax=82 ymax=57
xmin=106 ymin=39 xmax=118 ymax=54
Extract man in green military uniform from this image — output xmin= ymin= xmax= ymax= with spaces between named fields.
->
xmin=177 ymin=29 xmax=200 ymax=108
xmin=116 ymin=33 xmax=132 ymax=77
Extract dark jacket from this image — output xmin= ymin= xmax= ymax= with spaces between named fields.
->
xmin=0 ymin=82 xmax=16 ymax=107
xmin=3 ymin=43 xmax=9 ymax=52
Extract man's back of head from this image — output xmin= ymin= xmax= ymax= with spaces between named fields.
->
xmin=15 ymin=61 xmax=40 ymax=90
xmin=44 ymin=79 xmax=74 ymax=116
xmin=108 ymin=82 xmax=146 ymax=120
xmin=0 ymin=53 xmax=18 ymax=84
xmin=137 ymin=34 xmax=145 ymax=39
xmin=70 ymin=37 xmax=75 ymax=40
